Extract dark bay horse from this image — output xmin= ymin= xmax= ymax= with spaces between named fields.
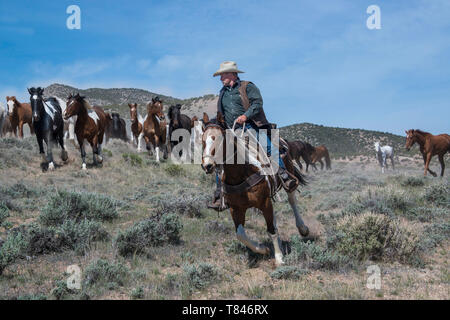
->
xmin=28 ymin=87 xmax=68 ymax=170
xmin=6 ymin=96 xmax=34 ymax=138
xmin=105 ymin=112 xmax=128 ymax=143
xmin=201 ymin=112 xmax=309 ymax=266
xmin=64 ymin=93 xmax=108 ymax=170
xmin=168 ymin=104 xmax=191 ymax=160
xmin=143 ymin=97 xmax=168 ymax=162
xmin=128 ymin=103 xmax=145 ymax=152
xmin=287 ymin=140 xmax=314 ymax=171
xmin=311 ymin=145 xmax=332 ymax=170
xmin=405 ymin=129 xmax=450 ymax=177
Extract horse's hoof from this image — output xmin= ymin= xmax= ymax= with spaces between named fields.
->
xmin=275 ymin=253 xmax=285 ymax=266
xmin=298 ymin=225 xmax=310 ymax=237
xmin=97 ymin=156 xmax=103 ymax=164
xmin=82 ymin=163 xmax=87 ymax=171
xmin=61 ymin=151 xmax=68 ymax=162
xmin=48 ymin=162 xmax=55 ymax=171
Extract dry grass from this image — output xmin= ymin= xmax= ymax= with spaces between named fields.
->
xmin=0 ymin=136 xmax=448 ymax=300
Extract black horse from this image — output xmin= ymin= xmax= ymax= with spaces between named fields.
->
xmin=28 ymin=87 xmax=68 ymax=170
xmin=105 ymin=112 xmax=128 ymax=143
xmin=168 ymin=104 xmax=191 ymax=159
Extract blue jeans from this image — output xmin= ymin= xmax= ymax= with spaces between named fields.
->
xmin=215 ymin=123 xmax=285 ymax=187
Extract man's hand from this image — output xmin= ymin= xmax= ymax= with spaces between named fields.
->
xmin=236 ymin=115 xmax=247 ymax=125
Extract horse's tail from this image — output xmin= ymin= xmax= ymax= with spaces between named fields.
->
xmin=293 ymin=163 xmax=307 ymax=186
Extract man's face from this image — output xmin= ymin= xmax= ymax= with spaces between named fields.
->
xmin=220 ymin=72 xmax=237 ymax=86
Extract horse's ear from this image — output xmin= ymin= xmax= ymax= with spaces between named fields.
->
xmin=217 ymin=112 xmax=225 ymax=126
xmin=203 ymin=112 xmax=210 ymax=124
xmin=128 ymin=103 xmax=132 ymax=108
xmin=39 ymin=87 xmax=44 ymax=95
xmin=27 ymin=88 xmax=32 ymax=95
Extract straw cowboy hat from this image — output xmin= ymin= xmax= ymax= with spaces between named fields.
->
xmin=213 ymin=61 xmax=245 ymax=77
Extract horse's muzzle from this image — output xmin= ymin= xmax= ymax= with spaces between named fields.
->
xmin=33 ymin=114 xmax=40 ymax=122
xmin=201 ymin=163 xmax=214 ymax=174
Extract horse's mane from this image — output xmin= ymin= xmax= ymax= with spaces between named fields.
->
xmin=81 ymin=98 xmax=93 ymax=110
xmin=414 ymin=129 xmax=431 ymax=136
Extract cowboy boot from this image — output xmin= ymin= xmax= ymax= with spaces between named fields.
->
xmin=278 ymin=167 xmax=298 ymax=192
xmin=207 ymin=180 xmax=229 ymax=212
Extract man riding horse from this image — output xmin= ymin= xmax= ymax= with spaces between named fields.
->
xmin=208 ymin=61 xmax=298 ymax=211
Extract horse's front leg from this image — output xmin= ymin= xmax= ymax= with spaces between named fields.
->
xmin=43 ymin=131 xmax=55 ymax=170
xmin=78 ymin=138 xmax=87 ymax=170
xmin=58 ymin=129 xmax=68 ymax=162
xmin=230 ymin=207 xmax=270 ymax=256
xmin=424 ymin=153 xmax=437 ymax=177
xmin=261 ymin=199 xmax=284 ymax=266
xmin=287 ymin=191 xmax=309 ymax=237
xmin=154 ymin=136 xmax=160 ymax=162
xmin=391 ymin=155 xmax=395 ymax=171
xmin=19 ymin=121 xmax=24 ymax=138
xmin=137 ymin=132 xmax=144 ymax=152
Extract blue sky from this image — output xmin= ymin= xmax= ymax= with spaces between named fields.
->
xmin=1 ymin=0 xmax=449 ymax=135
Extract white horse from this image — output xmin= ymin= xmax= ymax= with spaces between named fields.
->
xmin=374 ymin=141 xmax=395 ymax=173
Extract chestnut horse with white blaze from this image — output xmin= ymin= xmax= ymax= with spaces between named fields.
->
xmin=405 ymin=129 xmax=450 ymax=177
xmin=201 ymin=112 xmax=309 ymax=266
xmin=143 ymin=97 xmax=168 ymax=162
xmin=64 ymin=93 xmax=108 ymax=170
xmin=128 ymin=103 xmax=146 ymax=152
xmin=6 ymin=96 xmax=34 ymax=138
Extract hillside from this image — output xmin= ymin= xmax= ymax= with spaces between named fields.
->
xmin=280 ymin=123 xmax=409 ymax=158
xmin=45 ymin=83 xmax=217 ymax=119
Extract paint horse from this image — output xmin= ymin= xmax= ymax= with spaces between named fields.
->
xmin=405 ymin=129 xmax=450 ymax=177
xmin=6 ymin=96 xmax=34 ymax=138
xmin=128 ymin=103 xmax=146 ymax=152
xmin=201 ymin=112 xmax=309 ymax=266
xmin=28 ymin=87 xmax=68 ymax=170
xmin=64 ymin=93 xmax=108 ymax=170
xmin=143 ymin=97 xmax=168 ymax=162
xmin=374 ymin=141 xmax=394 ymax=173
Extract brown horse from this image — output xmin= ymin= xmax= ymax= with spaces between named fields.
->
xmin=6 ymin=96 xmax=34 ymax=138
xmin=311 ymin=145 xmax=331 ymax=170
xmin=405 ymin=129 xmax=450 ymax=177
xmin=63 ymin=93 xmax=109 ymax=170
xmin=287 ymin=140 xmax=314 ymax=171
xmin=128 ymin=103 xmax=145 ymax=152
xmin=201 ymin=112 xmax=309 ymax=266
xmin=143 ymin=97 xmax=168 ymax=162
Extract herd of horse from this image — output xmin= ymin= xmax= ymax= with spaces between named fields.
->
xmin=0 ymin=88 xmax=449 ymax=266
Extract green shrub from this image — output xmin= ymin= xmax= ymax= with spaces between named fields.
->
xmin=0 ymin=203 xmax=9 ymax=226
xmin=183 ymin=263 xmax=218 ymax=290
xmin=424 ymin=184 xmax=449 ymax=207
xmin=115 ymin=213 xmax=182 ymax=257
xmin=56 ymin=220 xmax=109 ymax=255
xmin=0 ymin=231 xmax=27 ymax=275
xmin=83 ymin=259 xmax=129 ymax=287
xmin=404 ymin=207 xmax=448 ymax=222
xmin=156 ymin=194 xmax=207 ymax=218
xmin=328 ymin=213 xmax=420 ymax=264
xmin=164 ymin=164 xmax=185 ymax=177
xmin=40 ymin=190 xmax=119 ymax=226
xmin=130 ymin=286 xmax=145 ymax=299
xmin=270 ymin=266 xmax=309 ymax=280
xmin=122 ymin=153 xmax=143 ymax=167
xmin=419 ymin=223 xmax=450 ymax=251
xmin=286 ymin=236 xmax=351 ymax=271
xmin=400 ymin=176 xmax=425 ymax=187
